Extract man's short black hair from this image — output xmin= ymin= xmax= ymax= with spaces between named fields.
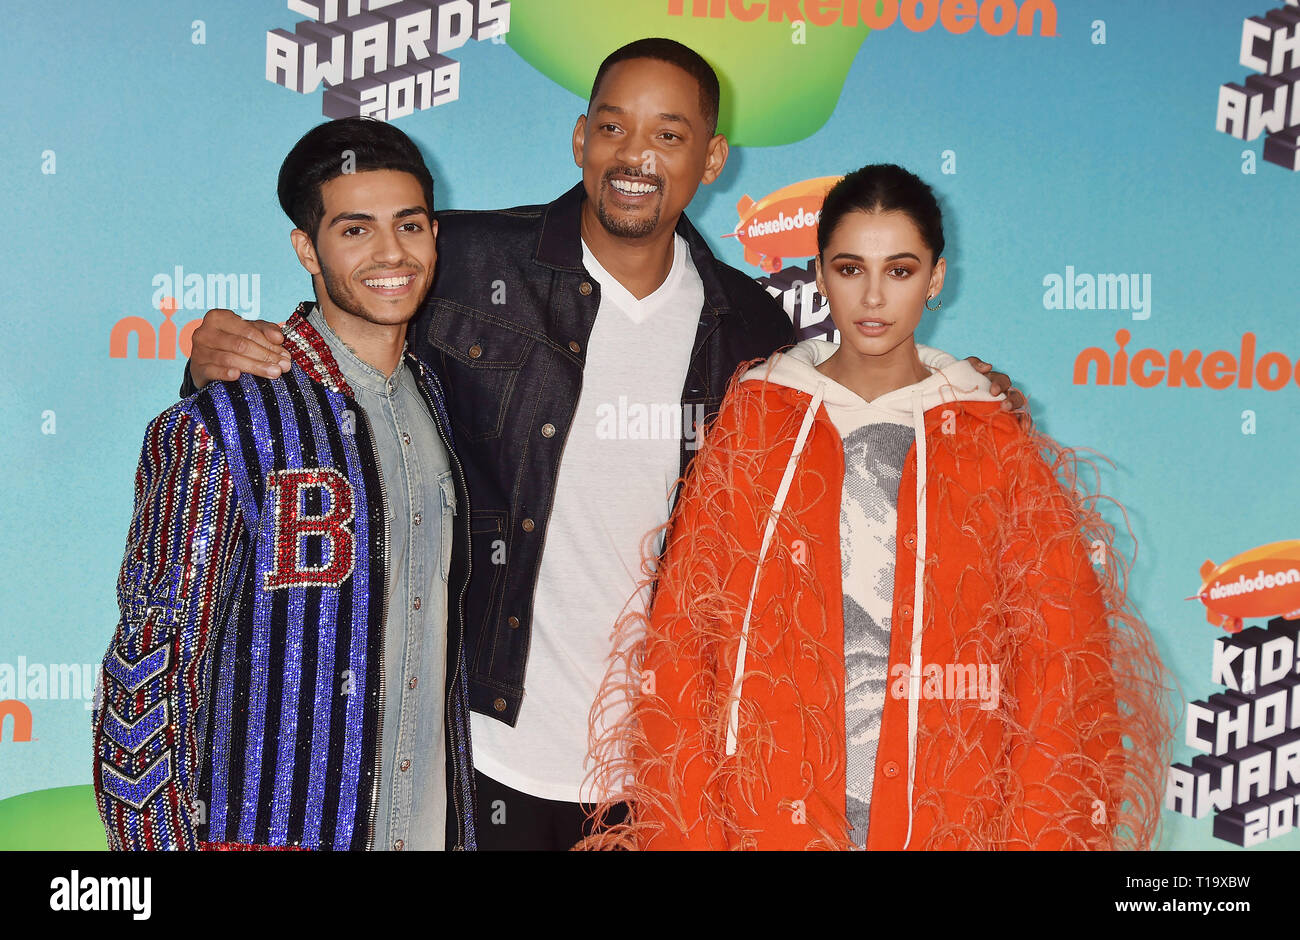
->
xmin=277 ymin=117 xmax=435 ymax=240
xmin=588 ymin=38 xmax=721 ymax=137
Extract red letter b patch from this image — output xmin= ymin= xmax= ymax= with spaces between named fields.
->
xmin=263 ymin=468 xmax=356 ymax=590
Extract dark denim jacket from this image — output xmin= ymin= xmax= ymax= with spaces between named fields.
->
xmin=415 ymin=183 xmax=795 ymax=726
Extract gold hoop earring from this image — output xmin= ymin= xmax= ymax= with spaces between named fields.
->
xmin=925 ymin=295 xmax=942 ymax=311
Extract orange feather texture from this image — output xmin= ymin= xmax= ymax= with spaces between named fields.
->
xmin=576 ymin=360 xmax=1176 ymax=851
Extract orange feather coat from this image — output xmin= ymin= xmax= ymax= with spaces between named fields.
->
xmin=581 ymin=361 xmax=1173 ymax=850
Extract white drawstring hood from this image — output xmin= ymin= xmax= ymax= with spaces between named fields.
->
xmin=724 ymin=338 xmax=1004 ymax=847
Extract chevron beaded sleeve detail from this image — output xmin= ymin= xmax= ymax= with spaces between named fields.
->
xmin=93 ymin=405 xmax=242 ymax=851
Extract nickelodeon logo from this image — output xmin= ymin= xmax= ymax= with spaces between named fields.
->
xmin=668 ymin=0 xmax=1057 ymax=36
xmin=110 ymin=297 xmax=201 ymax=360
xmin=1194 ymin=541 xmax=1300 ymax=634
xmin=0 ymin=700 xmax=33 ymax=743
xmin=111 ymin=268 xmax=260 ymax=359
xmin=1073 ymin=331 xmax=1300 ymax=390
xmin=726 ymin=176 xmax=840 ymax=273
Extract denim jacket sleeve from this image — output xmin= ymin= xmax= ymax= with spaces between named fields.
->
xmin=93 ymin=403 xmax=242 ymax=850
xmin=179 ymin=362 xmax=197 ymax=400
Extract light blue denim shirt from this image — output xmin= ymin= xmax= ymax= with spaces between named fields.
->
xmin=307 ymin=306 xmax=452 ymax=851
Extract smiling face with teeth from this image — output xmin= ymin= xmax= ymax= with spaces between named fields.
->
xmin=573 ymin=57 xmax=728 ymax=243
xmin=290 ymin=169 xmax=437 ymax=342
xmin=815 ymin=209 xmax=946 ymax=384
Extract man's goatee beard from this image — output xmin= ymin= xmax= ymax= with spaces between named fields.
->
xmin=596 ymin=196 xmax=661 ymax=238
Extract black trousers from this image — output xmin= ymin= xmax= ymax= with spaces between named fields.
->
xmin=473 ymin=770 xmax=630 ymax=851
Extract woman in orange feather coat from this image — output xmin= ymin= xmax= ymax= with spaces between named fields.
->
xmin=582 ymin=165 xmax=1173 ymax=850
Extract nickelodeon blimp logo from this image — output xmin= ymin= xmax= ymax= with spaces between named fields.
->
xmin=1192 ymin=540 xmax=1300 ymax=633
xmin=724 ymin=176 xmax=841 ymax=273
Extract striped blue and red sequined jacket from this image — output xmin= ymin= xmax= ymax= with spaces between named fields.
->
xmin=93 ymin=305 xmax=476 ymax=851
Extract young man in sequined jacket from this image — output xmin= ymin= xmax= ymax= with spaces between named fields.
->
xmin=93 ymin=118 xmax=476 ymax=851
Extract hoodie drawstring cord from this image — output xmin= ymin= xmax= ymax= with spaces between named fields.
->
xmin=902 ymin=389 xmax=928 ymax=849
xmin=725 ymin=382 xmax=826 ymax=757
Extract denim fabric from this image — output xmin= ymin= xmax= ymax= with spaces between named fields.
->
xmin=307 ymin=307 xmax=452 ymax=851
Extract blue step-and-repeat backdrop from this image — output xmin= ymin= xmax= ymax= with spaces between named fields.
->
xmin=1 ymin=0 xmax=1298 ymax=851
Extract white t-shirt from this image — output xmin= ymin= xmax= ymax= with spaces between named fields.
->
xmin=469 ymin=234 xmax=704 ymax=802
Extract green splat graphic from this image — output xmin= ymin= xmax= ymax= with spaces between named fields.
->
xmin=0 ymin=785 xmax=107 ymax=850
xmin=506 ymin=1 xmax=870 ymax=147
